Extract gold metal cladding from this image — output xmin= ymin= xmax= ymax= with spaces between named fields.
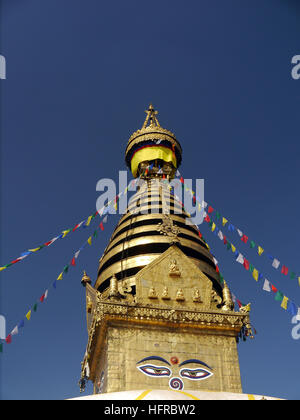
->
xmin=97 ymin=235 xmax=214 ymax=272
xmin=95 ymin=255 xmax=221 ymax=291
xmin=109 ymin=214 xmax=202 ymax=242
xmin=102 ymin=224 xmax=206 ymax=257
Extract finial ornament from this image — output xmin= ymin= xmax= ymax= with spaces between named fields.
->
xmin=142 ymin=103 xmax=161 ymax=129
xmin=222 ymin=280 xmax=234 ymax=312
xmin=81 ymin=271 xmax=91 ymax=287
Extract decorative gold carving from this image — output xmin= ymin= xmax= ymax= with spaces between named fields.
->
xmin=157 ymin=214 xmax=180 ymax=243
xmin=169 ymin=259 xmax=181 ymax=277
xmin=108 ymin=275 xmax=124 ymax=300
xmin=239 ymin=303 xmax=251 ymax=313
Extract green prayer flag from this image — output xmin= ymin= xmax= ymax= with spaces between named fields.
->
xmin=0 ymin=343 xmax=3 ymax=353
xmin=33 ymin=303 xmax=38 ymax=312
xmin=291 ymin=272 xmax=296 ymax=280
xmin=275 ymin=291 xmax=284 ymax=302
xmin=209 ymin=221 xmax=213 ymax=228
xmin=250 ymin=241 xmax=256 ymax=249
xmin=219 ymin=275 xmax=224 ymax=285
xmin=63 ymin=265 xmax=69 ymax=273
xmin=249 ymin=264 xmax=254 ymax=273
xmin=216 ymin=212 xmax=221 ymax=221
xmin=227 ymin=243 xmax=231 ymax=250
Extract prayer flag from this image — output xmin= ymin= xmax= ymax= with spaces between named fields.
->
xmin=87 ymin=237 xmax=92 ymax=246
xmin=222 ymin=217 xmax=228 ymax=227
xmin=281 ymin=265 xmax=289 ymax=276
xmin=263 ymin=279 xmax=271 ymax=292
xmin=252 ymin=269 xmax=259 ymax=282
xmin=26 ymin=310 xmax=31 ymax=321
xmin=243 ymin=259 xmax=250 ymax=270
xmin=272 ymin=259 xmax=280 ymax=269
xmin=258 ymin=246 xmax=264 ymax=256
xmin=241 ymin=235 xmax=248 ymax=244
xmin=281 ymin=296 xmax=289 ymax=310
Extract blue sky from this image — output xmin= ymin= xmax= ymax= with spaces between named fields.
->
xmin=1 ymin=0 xmax=300 ymax=400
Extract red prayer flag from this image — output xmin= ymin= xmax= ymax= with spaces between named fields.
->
xmin=40 ymin=294 xmax=45 ymax=303
xmin=5 ymin=335 xmax=12 ymax=344
xmin=237 ymin=300 xmax=242 ymax=308
xmin=271 ymin=284 xmax=278 ymax=293
xmin=99 ymin=222 xmax=104 ymax=231
xmin=216 ymin=265 xmax=220 ymax=274
xmin=73 ymin=224 xmax=80 ymax=232
xmin=243 ymin=259 xmax=250 ymax=270
xmin=198 ymin=231 xmax=202 ymax=239
xmin=11 ymin=259 xmax=21 ymax=265
xmin=71 ymin=257 xmax=76 ymax=267
xmin=180 ymin=176 xmax=184 ymax=184
xmin=204 ymin=215 xmax=210 ymax=223
xmin=223 ymin=236 xmax=227 ymax=245
xmin=281 ymin=265 xmax=288 ymax=276
xmin=44 ymin=241 xmax=53 ymax=246
xmin=208 ymin=206 xmax=214 ymax=214
xmin=241 ymin=235 xmax=248 ymax=244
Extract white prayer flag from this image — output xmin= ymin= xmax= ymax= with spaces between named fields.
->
xmin=263 ymin=279 xmax=271 ymax=292
xmin=237 ymin=229 xmax=243 ymax=237
xmin=44 ymin=290 xmax=49 ymax=300
xmin=218 ymin=231 xmax=224 ymax=241
xmin=11 ymin=326 xmax=18 ymax=336
xmin=236 ymin=254 xmax=244 ymax=264
xmin=272 ymin=258 xmax=280 ymax=269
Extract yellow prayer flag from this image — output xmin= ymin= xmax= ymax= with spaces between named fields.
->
xmin=62 ymin=230 xmax=70 ymax=238
xmin=26 ymin=310 xmax=31 ymax=321
xmin=211 ymin=223 xmax=216 ymax=232
xmin=198 ymin=203 xmax=202 ymax=211
xmin=85 ymin=215 xmax=93 ymax=227
xmin=298 ymin=277 xmax=300 ymax=287
xmin=88 ymin=237 xmax=92 ymax=246
xmin=29 ymin=248 xmax=40 ymax=253
xmin=231 ymin=244 xmax=236 ymax=253
xmin=0 ymin=267 xmax=6 ymax=272
xmin=281 ymin=296 xmax=289 ymax=310
xmin=114 ymin=202 xmax=118 ymax=211
xmin=252 ymin=269 xmax=259 ymax=282
xmin=222 ymin=217 xmax=228 ymax=227
xmin=57 ymin=272 xmax=63 ymax=281
xmin=258 ymin=246 xmax=264 ymax=256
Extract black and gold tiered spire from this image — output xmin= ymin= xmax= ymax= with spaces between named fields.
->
xmin=95 ymin=105 xmax=223 ymax=297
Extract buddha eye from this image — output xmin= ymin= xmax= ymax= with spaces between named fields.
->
xmin=180 ymin=368 xmax=213 ymax=380
xmin=137 ymin=364 xmax=171 ymax=377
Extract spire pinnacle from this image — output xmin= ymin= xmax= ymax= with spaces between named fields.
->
xmin=142 ymin=103 xmax=161 ymax=129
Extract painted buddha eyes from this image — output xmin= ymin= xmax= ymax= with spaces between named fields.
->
xmin=137 ymin=364 xmax=171 ymax=377
xmin=180 ymin=368 xmax=213 ymax=380
xmin=136 ymin=356 xmax=214 ymax=389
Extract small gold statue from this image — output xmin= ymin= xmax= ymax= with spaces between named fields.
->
xmin=169 ymin=259 xmax=181 ymax=277
xmin=148 ymin=287 xmax=158 ymax=299
xmin=193 ymin=288 xmax=202 ymax=303
xmin=176 ymin=288 xmax=185 ymax=301
xmin=161 ymin=286 xmax=171 ymax=300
